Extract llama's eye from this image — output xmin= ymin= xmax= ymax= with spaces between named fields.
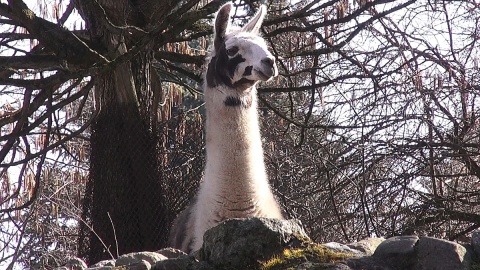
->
xmin=226 ymin=46 xmax=239 ymax=56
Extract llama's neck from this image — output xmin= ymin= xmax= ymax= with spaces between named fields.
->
xmin=203 ymin=85 xmax=267 ymax=193
xmin=168 ymin=3 xmax=283 ymax=253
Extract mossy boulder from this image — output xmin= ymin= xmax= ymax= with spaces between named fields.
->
xmin=200 ymin=218 xmax=309 ymax=269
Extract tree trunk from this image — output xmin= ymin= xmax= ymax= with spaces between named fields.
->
xmin=75 ymin=10 xmax=168 ymax=260
xmin=73 ymin=0 xmax=213 ymax=263
xmin=79 ymin=49 xmax=168 ymax=263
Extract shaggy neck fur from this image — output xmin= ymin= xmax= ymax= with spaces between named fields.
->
xmin=168 ymin=3 xmax=283 ymax=253
xmin=201 ymin=83 xmax=279 ymax=215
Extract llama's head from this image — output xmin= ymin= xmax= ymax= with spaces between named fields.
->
xmin=206 ymin=3 xmax=278 ymax=92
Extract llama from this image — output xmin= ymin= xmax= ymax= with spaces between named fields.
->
xmin=168 ymin=3 xmax=283 ymax=253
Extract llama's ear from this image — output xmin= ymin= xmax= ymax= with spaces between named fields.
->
xmin=214 ymin=3 xmax=232 ymax=51
xmin=241 ymin=5 xmax=267 ymax=34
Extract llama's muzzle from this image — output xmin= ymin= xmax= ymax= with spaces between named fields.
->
xmin=257 ymin=57 xmax=278 ymax=80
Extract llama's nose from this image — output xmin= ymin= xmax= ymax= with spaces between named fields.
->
xmin=261 ymin=57 xmax=275 ymax=68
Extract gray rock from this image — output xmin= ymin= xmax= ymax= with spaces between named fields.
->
xmin=414 ymin=236 xmax=471 ymax=270
xmin=323 ymin=242 xmax=363 ymax=256
xmin=84 ymin=218 xmax=480 ymax=270
xmin=152 ymin=256 xmax=194 ymax=270
xmin=115 ymin=251 xmax=167 ymax=267
xmin=374 ymin=235 xmax=418 ymax=257
xmin=346 ymin=256 xmax=393 ymax=270
xmin=291 ymin=261 xmax=352 ymax=270
xmin=155 ymin=248 xmax=187 ymax=259
xmin=68 ymin=257 xmax=88 ymax=269
xmin=327 ymin=262 xmax=354 ymax=270
xmin=472 ymin=230 xmax=480 ymax=258
xmin=90 ymin=259 xmax=115 ymax=267
xmin=373 ymin=235 xmax=418 ymax=270
xmin=347 ymin=237 xmax=385 ymax=256
xmin=201 ymin=217 xmax=309 ymax=269
xmin=54 ymin=257 xmax=88 ymax=270
xmin=123 ymin=260 xmax=150 ymax=270
xmin=152 ymin=255 xmax=212 ymax=270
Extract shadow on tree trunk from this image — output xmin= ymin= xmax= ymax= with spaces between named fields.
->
xmin=79 ymin=102 xmax=168 ymax=264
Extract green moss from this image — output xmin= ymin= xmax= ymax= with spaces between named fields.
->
xmin=261 ymin=255 xmax=285 ymax=270
xmin=260 ymin=242 xmax=353 ymax=270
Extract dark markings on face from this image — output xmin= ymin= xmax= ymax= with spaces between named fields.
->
xmin=206 ymin=43 xmax=255 ymax=91
xmin=206 ymin=57 xmax=219 ymax=88
xmin=228 ymin=54 xmax=246 ymax=77
xmin=206 ymin=50 xmax=232 ymax=88
xmin=243 ymin=66 xmax=253 ymax=76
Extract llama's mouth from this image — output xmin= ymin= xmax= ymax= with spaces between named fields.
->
xmin=256 ymin=69 xmax=274 ymax=81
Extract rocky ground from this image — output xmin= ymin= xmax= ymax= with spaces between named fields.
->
xmin=56 ymin=218 xmax=480 ymax=270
